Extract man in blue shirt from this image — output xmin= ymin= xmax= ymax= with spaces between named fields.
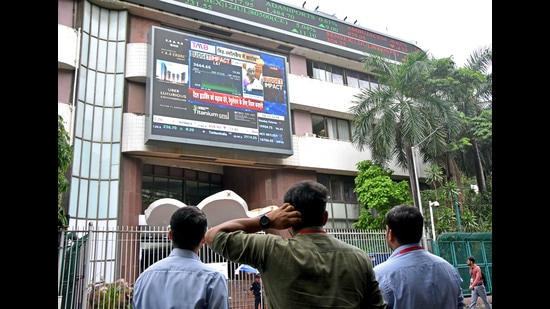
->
xmin=133 ymin=206 xmax=229 ymax=309
xmin=373 ymin=204 xmax=465 ymax=309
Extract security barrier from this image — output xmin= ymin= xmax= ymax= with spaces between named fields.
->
xmin=57 ymin=227 xmax=491 ymax=308
xmin=432 ymin=232 xmax=492 ymax=296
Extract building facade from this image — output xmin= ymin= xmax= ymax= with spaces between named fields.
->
xmin=58 ymin=0 xmax=426 ymax=231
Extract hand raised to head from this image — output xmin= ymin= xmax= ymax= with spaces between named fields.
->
xmin=266 ymin=203 xmax=301 ymax=230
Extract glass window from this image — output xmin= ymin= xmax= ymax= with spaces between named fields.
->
xmin=90 ymin=142 xmax=101 ymax=179
xmin=331 ymin=66 xmax=344 ymax=85
xmin=336 ymin=119 xmax=351 ymax=141
xmin=347 ymin=75 xmax=359 ymax=88
xmin=92 ymin=106 xmax=103 ymax=142
xmin=311 ymin=114 xmax=351 ymax=141
xmin=307 ymin=59 xmax=377 ymax=89
xmin=359 ymin=78 xmax=370 ymax=89
xmin=142 ymin=165 xmax=223 ymax=212
xmin=313 ymin=67 xmax=325 ymax=81
xmin=346 ymin=70 xmax=373 ymax=89
xmin=317 ymin=173 xmax=359 ymax=229
xmin=311 ymin=114 xmax=326 ymax=138
xmin=371 ymin=82 xmax=379 ymax=91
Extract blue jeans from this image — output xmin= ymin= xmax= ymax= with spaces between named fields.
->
xmin=470 ymin=285 xmax=491 ymax=309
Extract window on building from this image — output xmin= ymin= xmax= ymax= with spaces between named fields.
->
xmin=331 ymin=66 xmax=344 ymax=85
xmin=317 ymin=174 xmax=359 ymax=229
xmin=311 ymin=114 xmax=351 ymax=141
xmin=346 ymin=70 xmax=374 ymax=89
xmin=307 ymin=59 xmax=377 ymax=89
xmin=308 ymin=61 xmax=344 ymax=84
xmin=142 ymin=164 xmax=223 ymax=212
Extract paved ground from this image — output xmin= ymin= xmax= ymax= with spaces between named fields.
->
xmin=464 ymin=294 xmax=492 ymax=308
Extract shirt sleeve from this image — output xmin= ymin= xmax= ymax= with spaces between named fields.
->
xmin=207 ymin=273 xmax=230 ymax=309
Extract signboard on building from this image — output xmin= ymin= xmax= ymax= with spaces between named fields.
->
xmin=124 ymin=0 xmax=421 ymax=62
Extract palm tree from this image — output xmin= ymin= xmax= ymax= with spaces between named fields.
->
xmin=349 ymin=51 xmax=461 ymax=209
xmin=425 ymin=165 xmax=444 ymax=201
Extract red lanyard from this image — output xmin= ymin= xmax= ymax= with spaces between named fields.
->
xmin=394 ymin=245 xmax=423 ymax=256
xmin=296 ymin=229 xmax=327 ymax=235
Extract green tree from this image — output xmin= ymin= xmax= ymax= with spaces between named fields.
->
xmin=349 ymin=50 xmax=462 ymax=210
xmin=449 ymin=47 xmax=492 ymax=193
xmin=460 ymin=208 xmax=479 ymax=232
xmin=435 ymin=206 xmax=457 ymax=234
xmin=442 ymin=181 xmax=460 ymax=210
xmin=58 ymin=115 xmax=72 ymax=230
xmin=425 ymin=165 xmax=444 ymax=201
xmin=464 ymin=172 xmax=492 ymax=232
xmin=353 ymin=160 xmax=412 ymax=229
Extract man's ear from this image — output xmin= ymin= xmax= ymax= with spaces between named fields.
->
xmin=386 ymin=227 xmax=395 ymax=242
xmin=322 ymin=210 xmax=328 ymax=225
xmin=168 ymin=229 xmax=173 ymax=241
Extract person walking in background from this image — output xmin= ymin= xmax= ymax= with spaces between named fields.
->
xmin=373 ymin=204 xmax=465 ymax=309
xmin=205 ymin=180 xmax=387 ymax=309
xmin=467 ymin=256 xmax=491 ymax=309
xmin=249 ymin=274 xmax=265 ymax=309
xmin=132 ymin=206 xmax=229 ymax=309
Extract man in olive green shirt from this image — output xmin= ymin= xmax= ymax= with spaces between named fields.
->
xmin=205 ymin=180 xmax=386 ymax=309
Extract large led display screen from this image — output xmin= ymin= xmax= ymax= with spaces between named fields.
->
xmin=124 ymin=0 xmax=421 ymax=62
xmin=145 ymin=27 xmax=293 ymax=155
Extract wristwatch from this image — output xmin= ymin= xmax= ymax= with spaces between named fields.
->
xmin=259 ymin=213 xmax=270 ymax=229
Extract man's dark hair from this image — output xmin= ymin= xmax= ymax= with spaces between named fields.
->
xmin=467 ymin=256 xmax=476 ymax=263
xmin=169 ymin=206 xmax=207 ymax=250
xmin=283 ymin=180 xmax=328 ymax=229
xmin=384 ymin=204 xmax=423 ymax=244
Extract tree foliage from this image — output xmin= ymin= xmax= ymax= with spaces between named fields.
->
xmin=350 ymin=46 xmax=492 ymax=235
xmin=349 ymin=50 xmax=464 ymax=211
xmin=445 ymin=47 xmax=492 ymax=193
xmin=419 ymin=170 xmax=492 ymax=237
xmin=349 ymin=50 xmax=460 ymax=170
xmin=353 ymin=160 xmax=412 ymax=229
xmin=58 ymin=115 xmax=72 ymax=230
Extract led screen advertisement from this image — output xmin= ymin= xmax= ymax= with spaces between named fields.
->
xmin=124 ymin=0 xmax=421 ymax=62
xmin=145 ymin=26 xmax=293 ymax=155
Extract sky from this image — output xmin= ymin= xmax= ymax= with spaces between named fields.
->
xmin=275 ymin=0 xmax=492 ymax=67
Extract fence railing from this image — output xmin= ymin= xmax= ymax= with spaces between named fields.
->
xmin=58 ymin=226 xmax=492 ymax=308
xmin=57 ymin=226 xmax=391 ymax=309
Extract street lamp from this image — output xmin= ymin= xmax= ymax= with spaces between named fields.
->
xmin=428 ymin=200 xmax=439 ymax=241
xmin=410 ymin=126 xmax=443 ymax=249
